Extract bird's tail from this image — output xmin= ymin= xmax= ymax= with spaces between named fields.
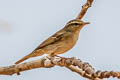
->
xmin=15 ymin=53 xmax=34 ymax=64
xmin=15 ymin=49 xmax=45 ymax=64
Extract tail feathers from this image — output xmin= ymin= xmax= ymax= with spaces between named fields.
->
xmin=15 ymin=49 xmax=45 ymax=64
xmin=15 ymin=53 xmax=33 ymax=64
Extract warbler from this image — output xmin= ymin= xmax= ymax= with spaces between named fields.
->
xmin=15 ymin=19 xmax=89 ymax=64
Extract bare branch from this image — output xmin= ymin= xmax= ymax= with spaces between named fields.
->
xmin=0 ymin=56 xmax=120 ymax=80
xmin=0 ymin=57 xmax=54 ymax=75
xmin=76 ymin=0 xmax=93 ymax=19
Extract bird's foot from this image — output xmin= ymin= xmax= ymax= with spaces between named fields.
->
xmin=55 ymin=55 xmax=65 ymax=59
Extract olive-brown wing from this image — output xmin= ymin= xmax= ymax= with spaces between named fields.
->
xmin=34 ymin=29 xmax=65 ymax=51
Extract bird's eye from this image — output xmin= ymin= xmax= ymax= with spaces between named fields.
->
xmin=74 ymin=23 xmax=79 ymax=25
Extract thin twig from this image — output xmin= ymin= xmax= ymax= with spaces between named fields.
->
xmin=76 ymin=0 xmax=93 ymax=19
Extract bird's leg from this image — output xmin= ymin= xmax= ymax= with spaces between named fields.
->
xmin=48 ymin=53 xmax=65 ymax=59
xmin=55 ymin=55 xmax=66 ymax=59
xmin=47 ymin=53 xmax=55 ymax=59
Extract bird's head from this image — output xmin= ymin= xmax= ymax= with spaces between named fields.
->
xmin=64 ymin=19 xmax=90 ymax=32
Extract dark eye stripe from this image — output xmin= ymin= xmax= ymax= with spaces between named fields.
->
xmin=74 ymin=23 xmax=79 ymax=25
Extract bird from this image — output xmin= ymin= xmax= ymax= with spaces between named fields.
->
xmin=15 ymin=19 xmax=89 ymax=64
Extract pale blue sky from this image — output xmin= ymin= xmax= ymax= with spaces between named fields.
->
xmin=0 ymin=0 xmax=120 ymax=80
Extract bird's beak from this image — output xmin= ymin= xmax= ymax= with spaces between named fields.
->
xmin=84 ymin=22 xmax=90 ymax=25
